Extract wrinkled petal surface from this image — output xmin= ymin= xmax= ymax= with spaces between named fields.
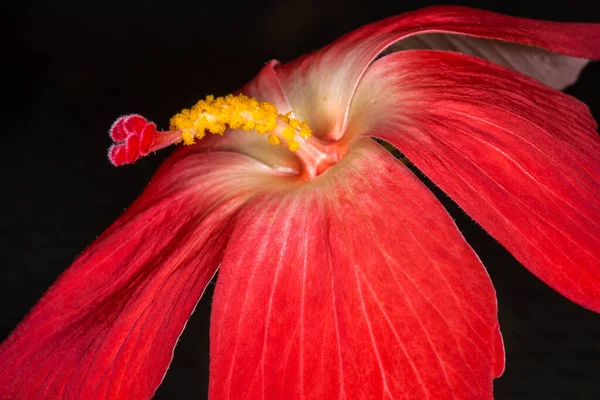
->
xmin=274 ymin=5 xmax=599 ymax=139
xmin=0 ymin=147 xmax=288 ymax=399
xmin=209 ymin=139 xmax=503 ymax=400
xmin=349 ymin=49 xmax=600 ymax=311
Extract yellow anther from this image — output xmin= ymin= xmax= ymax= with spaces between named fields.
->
xmin=280 ymin=112 xmax=292 ymax=124
xmin=282 ymin=126 xmax=296 ymax=142
xmin=299 ymin=121 xmax=312 ymax=139
xmin=169 ymin=94 xmax=312 ymax=152
xmin=288 ymin=140 xmax=300 ymax=152
xmin=181 ymin=130 xmax=196 ymax=145
xmin=289 ymin=118 xmax=301 ymax=130
xmin=268 ymin=134 xmax=281 ymax=146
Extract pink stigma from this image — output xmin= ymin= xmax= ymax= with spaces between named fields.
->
xmin=108 ymin=115 xmax=182 ymax=166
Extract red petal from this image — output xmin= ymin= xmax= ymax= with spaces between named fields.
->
xmin=243 ymin=60 xmax=292 ymax=112
xmin=386 ymin=34 xmax=590 ymax=90
xmin=349 ymin=49 xmax=600 ymax=311
xmin=274 ymin=6 xmax=599 ymax=140
xmin=209 ymin=139 xmax=502 ymax=399
xmin=0 ymin=150 xmax=279 ymax=399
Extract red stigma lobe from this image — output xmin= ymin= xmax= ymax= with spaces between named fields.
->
xmin=108 ymin=114 xmax=187 ymax=167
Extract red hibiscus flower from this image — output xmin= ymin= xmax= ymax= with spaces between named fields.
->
xmin=1 ymin=6 xmax=599 ymax=399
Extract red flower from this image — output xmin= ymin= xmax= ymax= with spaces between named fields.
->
xmin=1 ymin=6 xmax=599 ymax=399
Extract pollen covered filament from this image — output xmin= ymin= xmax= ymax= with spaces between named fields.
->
xmin=169 ymin=94 xmax=312 ymax=152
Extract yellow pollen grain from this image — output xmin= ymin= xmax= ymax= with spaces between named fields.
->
xmin=299 ymin=122 xmax=312 ymax=139
xmin=169 ymin=94 xmax=312 ymax=151
xmin=282 ymin=126 xmax=296 ymax=142
xmin=280 ymin=112 xmax=292 ymax=124
xmin=288 ymin=140 xmax=300 ymax=152
xmin=267 ymin=134 xmax=281 ymax=146
xmin=181 ymin=130 xmax=195 ymax=145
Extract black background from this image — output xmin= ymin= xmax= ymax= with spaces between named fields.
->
xmin=3 ymin=1 xmax=600 ymax=398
